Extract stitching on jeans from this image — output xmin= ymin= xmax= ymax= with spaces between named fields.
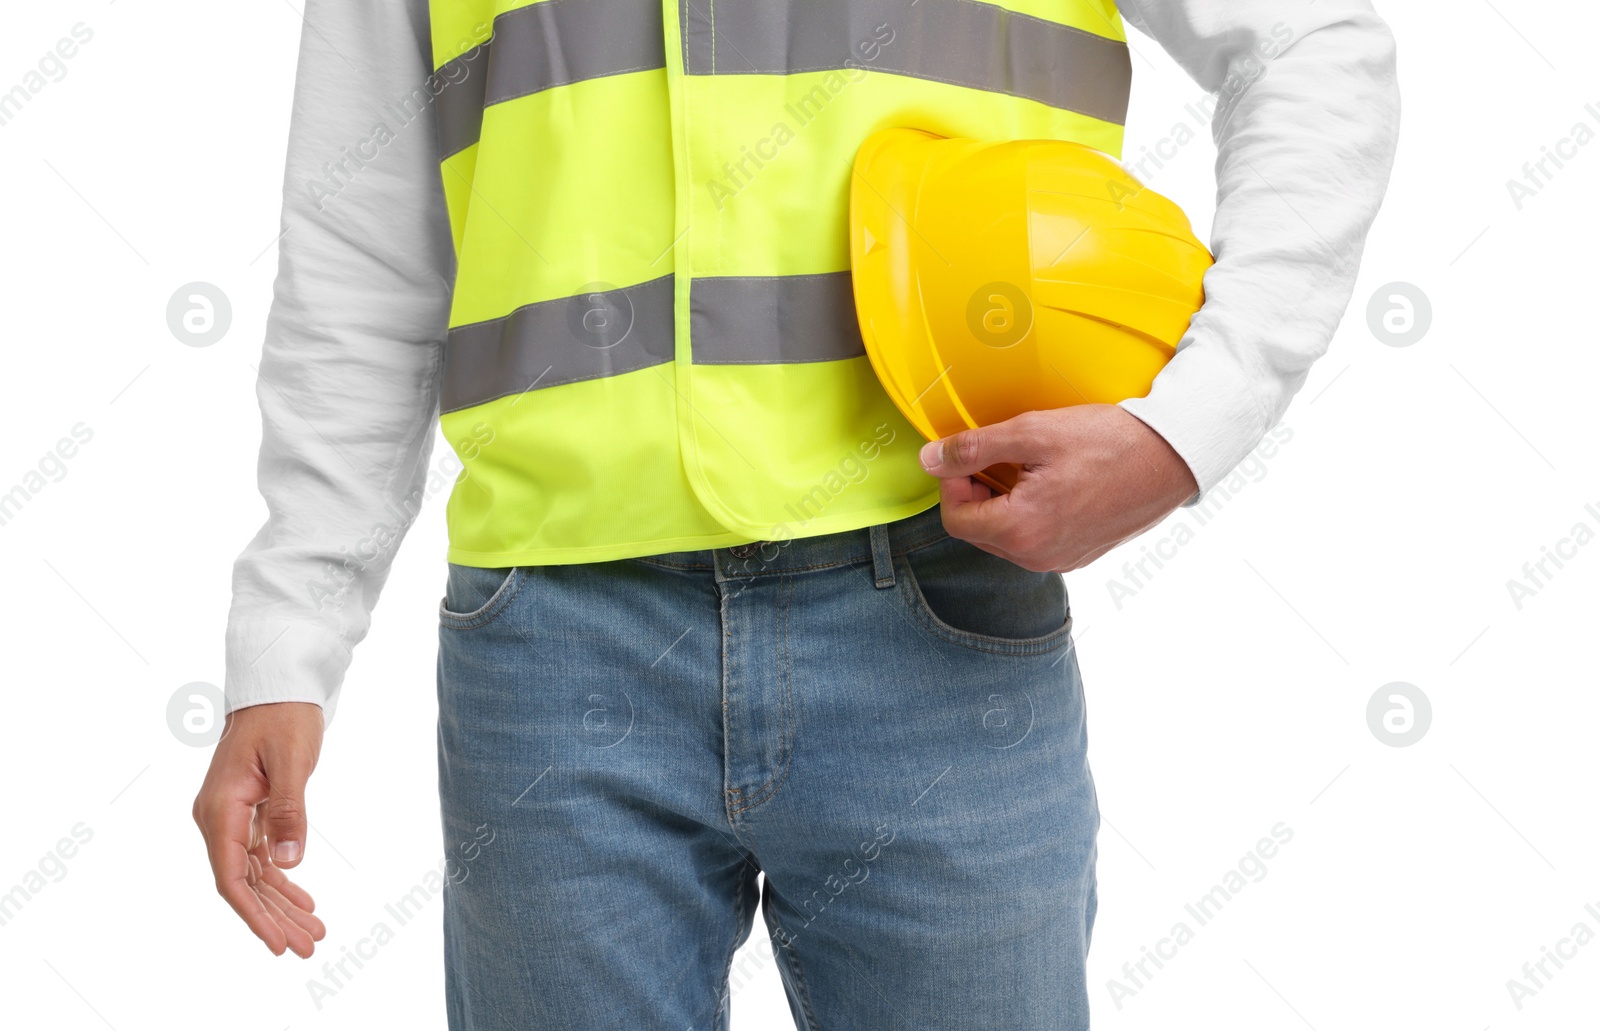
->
xmin=729 ymin=574 xmax=795 ymax=815
xmin=897 ymin=552 xmax=1076 ymax=656
xmin=438 ymin=568 xmax=527 ymax=630
xmin=730 ymin=577 xmax=794 ymax=813
xmin=770 ymin=906 xmax=824 ymax=1031
xmin=632 ymin=557 xmax=715 ymax=571
xmin=719 ymin=572 xmax=744 ymax=823
xmin=909 ymin=590 xmax=1075 ymax=655
xmin=713 ymin=860 xmax=752 ymax=1030
xmin=631 ymin=512 xmax=948 ymax=577
xmin=662 ymin=523 xmax=950 ymax=580
xmin=727 ymin=556 xmax=850 ymax=576
xmin=745 ymin=849 xmax=823 ymax=1031
xmin=898 ymin=525 xmax=953 ymax=556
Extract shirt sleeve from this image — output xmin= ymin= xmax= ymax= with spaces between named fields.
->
xmin=1112 ymin=0 xmax=1401 ymax=503
xmin=224 ymin=0 xmax=456 ymax=727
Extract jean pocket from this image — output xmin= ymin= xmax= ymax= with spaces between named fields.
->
xmin=897 ymin=534 xmax=1073 ymax=655
xmin=439 ymin=563 xmax=525 ymax=629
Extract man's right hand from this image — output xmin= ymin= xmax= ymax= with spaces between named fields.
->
xmin=192 ymin=701 xmax=328 ymax=957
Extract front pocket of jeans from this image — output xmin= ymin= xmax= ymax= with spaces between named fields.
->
xmin=439 ymin=564 xmax=525 ymax=629
xmin=896 ymin=535 xmax=1073 ymax=655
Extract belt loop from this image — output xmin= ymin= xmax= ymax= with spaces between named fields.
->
xmin=870 ymin=522 xmax=895 ymax=589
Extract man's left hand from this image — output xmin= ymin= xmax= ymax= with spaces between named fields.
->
xmin=918 ymin=404 xmax=1199 ymax=573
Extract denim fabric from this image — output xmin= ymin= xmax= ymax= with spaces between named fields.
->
xmin=436 ymin=503 xmax=1098 ymax=1030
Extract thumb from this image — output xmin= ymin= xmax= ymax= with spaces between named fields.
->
xmin=918 ymin=414 xmax=1041 ymax=479
xmin=260 ymin=743 xmax=315 ymax=869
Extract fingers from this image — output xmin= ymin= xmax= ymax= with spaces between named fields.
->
xmin=940 ymin=472 xmax=995 ymax=506
xmin=937 ymin=475 xmax=1026 ymax=552
xmin=255 ymin=854 xmax=318 ymax=913
xmin=939 ymin=474 xmax=1085 ymax=572
xmin=197 ymin=802 xmax=323 ymax=958
xmin=918 ymin=412 xmax=1049 ymax=480
xmin=193 ymin=702 xmax=328 ymax=959
xmin=258 ymin=878 xmax=326 ymax=941
xmin=199 ymin=798 xmax=291 ymax=957
xmin=248 ymin=832 xmax=325 ymax=936
xmin=256 ymin=880 xmax=322 ymax=958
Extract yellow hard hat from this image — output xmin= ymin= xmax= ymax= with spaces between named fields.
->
xmin=849 ymin=128 xmax=1214 ymax=492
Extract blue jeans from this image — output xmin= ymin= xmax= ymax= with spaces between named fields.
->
xmin=436 ymin=502 xmax=1098 ymax=1030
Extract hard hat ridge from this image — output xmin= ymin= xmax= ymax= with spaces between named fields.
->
xmin=849 ymin=127 xmax=1214 ymax=492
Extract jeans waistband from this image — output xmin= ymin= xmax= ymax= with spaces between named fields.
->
xmin=634 ymin=502 xmax=948 ymax=582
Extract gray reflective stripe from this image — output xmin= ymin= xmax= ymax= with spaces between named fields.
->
xmin=435 ymin=44 xmax=491 ymax=161
xmin=441 ymin=272 xmax=870 ymax=410
xmin=436 ymin=0 xmax=666 ymax=161
xmin=441 ymin=276 xmax=675 ymax=414
xmin=691 ymin=272 xmax=865 ymax=365
xmin=680 ymin=0 xmax=1130 ymax=124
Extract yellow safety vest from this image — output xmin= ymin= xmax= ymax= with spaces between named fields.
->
xmin=428 ymin=0 xmax=1130 ymax=566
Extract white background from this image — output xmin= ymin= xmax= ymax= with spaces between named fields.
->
xmin=2 ymin=1 xmax=1596 ymax=1028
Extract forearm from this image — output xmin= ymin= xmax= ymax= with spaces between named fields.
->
xmin=1114 ymin=0 xmax=1402 ymax=501
xmin=226 ymin=0 xmax=455 ymax=724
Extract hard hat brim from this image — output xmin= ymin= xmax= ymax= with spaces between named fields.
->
xmin=849 ymin=128 xmax=950 ymax=445
xmin=848 ymin=127 xmax=1213 ymax=469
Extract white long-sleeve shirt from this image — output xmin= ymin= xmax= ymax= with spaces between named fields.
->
xmin=224 ymin=0 xmax=1401 ymax=725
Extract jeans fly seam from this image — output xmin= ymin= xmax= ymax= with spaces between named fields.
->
xmin=719 ymin=574 xmax=742 ymax=825
xmin=728 ymin=574 xmax=795 ymax=816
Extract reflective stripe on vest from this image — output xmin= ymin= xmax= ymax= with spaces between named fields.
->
xmin=437 ymin=0 xmax=666 ymax=160
xmin=441 ymin=273 xmax=864 ymax=413
xmin=437 ymin=0 xmax=1129 ymax=162
xmin=430 ymin=0 xmax=1130 ymax=562
xmin=678 ymin=0 xmax=1131 ymax=123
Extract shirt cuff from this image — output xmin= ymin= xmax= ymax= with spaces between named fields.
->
xmin=224 ymin=619 xmax=352 ymax=727
xmin=1118 ymin=342 xmax=1269 ymax=508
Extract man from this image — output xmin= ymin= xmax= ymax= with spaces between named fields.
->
xmin=193 ymin=1 xmax=1399 ymax=1027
